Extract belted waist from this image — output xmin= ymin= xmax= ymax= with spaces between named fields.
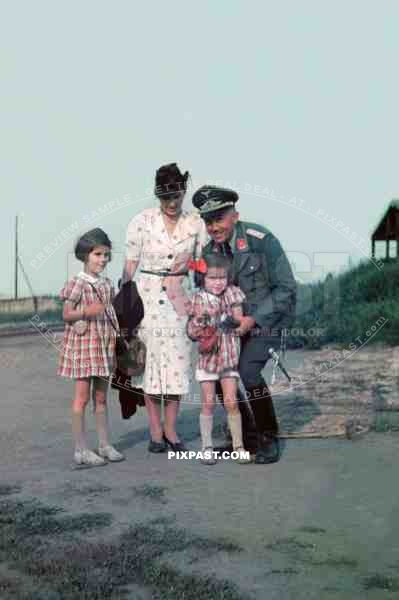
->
xmin=140 ymin=269 xmax=188 ymax=277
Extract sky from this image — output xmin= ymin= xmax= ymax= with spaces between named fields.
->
xmin=1 ymin=0 xmax=398 ymax=297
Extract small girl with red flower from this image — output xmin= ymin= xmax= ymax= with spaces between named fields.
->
xmin=58 ymin=228 xmax=124 ymax=467
xmin=187 ymin=253 xmax=251 ymax=464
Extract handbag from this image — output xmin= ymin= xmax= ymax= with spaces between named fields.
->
xmin=117 ymin=336 xmax=147 ymax=376
xmin=72 ymin=318 xmax=88 ymax=336
xmin=89 ymin=283 xmax=146 ymax=375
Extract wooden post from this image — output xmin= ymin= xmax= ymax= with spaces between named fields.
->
xmin=386 ymin=239 xmax=390 ymax=260
xmin=14 ymin=215 xmax=18 ymax=299
xmin=371 ymin=238 xmax=375 ymax=259
xmin=397 ymin=238 xmax=399 ymax=259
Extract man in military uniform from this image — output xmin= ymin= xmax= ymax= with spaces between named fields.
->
xmin=192 ymin=185 xmax=296 ymax=464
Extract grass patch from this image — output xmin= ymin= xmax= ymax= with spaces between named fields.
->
xmin=0 ymin=484 xmax=21 ymax=496
xmin=0 ymin=497 xmax=246 ymax=600
xmin=0 ymin=499 xmax=111 ymax=537
xmin=363 ymin=573 xmax=399 ymax=591
xmin=266 ymin=537 xmax=316 ymax=552
xmin=62 ymin=483 xmax=112 ymax=498
xmin=297 ymin=526 xmax=327 ymax=534
xmin=132 ymin=483 xmax=168 ymax=504
xmin=266 ymin=535 xmax=358 ymax=571
xmin=311 ymin=556 xmax=358 ymax=568
xmin=373 ymin=412 xmax=399 ymax=433
xmin=270 ymin=568 xmax=299 ymax=575
xmin=290 ymin=258 xmax=399 ymax=348
xmin=127 ymin=519 xmax=242 ymax=555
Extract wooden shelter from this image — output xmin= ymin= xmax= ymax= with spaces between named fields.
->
xmin=371 ymin=200 xmax=399 ymax=259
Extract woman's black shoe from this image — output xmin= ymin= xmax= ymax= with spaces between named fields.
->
xmin=148 ymin=440 xmax=167 ymax=453
xmin=162 ymin=434 xmax=186 ymax=452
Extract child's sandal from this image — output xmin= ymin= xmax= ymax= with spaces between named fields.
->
xmin=74 ymin=449 xmax=107 ymax=467
xmin=233 ymin=446 xmax=252 ymax=464
xmin=201 ymin=447 xmax=217 ymax=465
xmin=98 ymin=445 xmax=125 ymax=462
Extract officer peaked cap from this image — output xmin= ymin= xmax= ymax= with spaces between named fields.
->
xmin=192 ymin=186 xmax=239 ymax=219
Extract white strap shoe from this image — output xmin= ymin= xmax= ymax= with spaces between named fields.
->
xmin=74 ymin=448 xmax=106 ymax=467
xmin=98 ymin=445 xmax=125 ymax=462
xmin=200 ymin=447 xmax=217 ymax=465
xmin=233 ymin=446 xmax=252 ymax=464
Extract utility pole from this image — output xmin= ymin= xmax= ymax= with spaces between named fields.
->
xmin=15 ymin=215 xmax=18 ymax=299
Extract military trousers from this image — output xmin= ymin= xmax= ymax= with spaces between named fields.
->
xmin=238 ymin=330 xmax=280 ymax=438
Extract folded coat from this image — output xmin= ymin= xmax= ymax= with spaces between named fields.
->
xmin=111 ymin=281 xmax=145 ymax=419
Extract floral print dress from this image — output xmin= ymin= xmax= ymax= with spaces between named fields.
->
xmin=126 ymin=207 xmax=207 ymax=395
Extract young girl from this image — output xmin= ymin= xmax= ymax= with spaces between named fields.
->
xmin=58 ymin=227 xmax=125 ymax=467
xmin=187 ymin=253 xmax=251 ymax=465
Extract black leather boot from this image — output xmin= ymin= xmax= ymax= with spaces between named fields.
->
xmin=238 ymin=393 xmax=258 ymax=453
xmin=245 ymin=384 xmax=280 ymax=463
xmin=255 ymin=433 xmax=280 ymax=464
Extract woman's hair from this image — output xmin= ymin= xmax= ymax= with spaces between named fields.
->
xmin=199 ymin=253 xmax=233 ymax=287
xmin=154 ymin=163 xmax=189 ymax=199
xmin=74 ymin=228 xmax=112 ymax=263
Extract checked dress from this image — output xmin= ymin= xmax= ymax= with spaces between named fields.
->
xmin=57 ymin=271 xmax=118 ymax=379
xmin=187 ymin=285 xmax=245 ymax=375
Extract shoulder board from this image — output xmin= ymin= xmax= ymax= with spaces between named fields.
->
xmin=246 ymin=228 xmax=265 ymax=240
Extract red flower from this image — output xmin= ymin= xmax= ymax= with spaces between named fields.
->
xmin=188 ymin=258 xmax=207 ymax=273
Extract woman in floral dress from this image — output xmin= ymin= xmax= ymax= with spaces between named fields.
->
xmin=122 ymin=163 xmax=207 ymax=452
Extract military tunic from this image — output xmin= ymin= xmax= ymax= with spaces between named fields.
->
xmin=202 ymin=220 xmax=296 ymax=436
xmin=202 ymin=220 xmax=296 ymax=332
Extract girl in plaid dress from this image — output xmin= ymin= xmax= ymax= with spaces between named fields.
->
xmin=187 ymin=254 xmax=251 ymax=465
xmin=58 ymin=228 xmax=124 ymax=467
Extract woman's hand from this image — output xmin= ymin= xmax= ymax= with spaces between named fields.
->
xmin=170 ymin=252 xmax=191 ymax=273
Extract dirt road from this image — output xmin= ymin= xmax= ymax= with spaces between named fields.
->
xmin=1 ymin=334 xmax=399 ymax=599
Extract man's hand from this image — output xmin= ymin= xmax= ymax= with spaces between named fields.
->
xmin=236 ymin=316 xmax=256 ymax=336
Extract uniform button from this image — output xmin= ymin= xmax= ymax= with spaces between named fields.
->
xmin=167 ymin=254 xmax=173 ymax=259
xmin=159 ymin=299 xmax=165 ymax=304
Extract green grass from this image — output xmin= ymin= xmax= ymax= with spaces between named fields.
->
xmin=289 ymin=257 xmax=399 ymax=348
xmin=311 ymin=556 xmax=358 ymax=568
xmin=270 ymin=568 xmax=299 ymax=575
xmin=297 ymin=526 xmax=327 ymax=534
xmin=0 ymin=498 xmax=111 ymax=536
xmin=265 ymin=534 xmax=358 ymax=571
xmin=373 ymin=412 xmax=399 ymax=432
xmin=363 ymin=573 xmax=399 ymax=591
xmin=0 ymin=496 xmax=246 ymax=600
xmin=62 ymin=483 xmax=112 ymax=498
xmin=132 ymin=483 xmax=168 ymax=504
xmin=0 ymin=484 xmax=21 ymax=496
xmin=266 ymin=537 xmax=316 ymax=552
